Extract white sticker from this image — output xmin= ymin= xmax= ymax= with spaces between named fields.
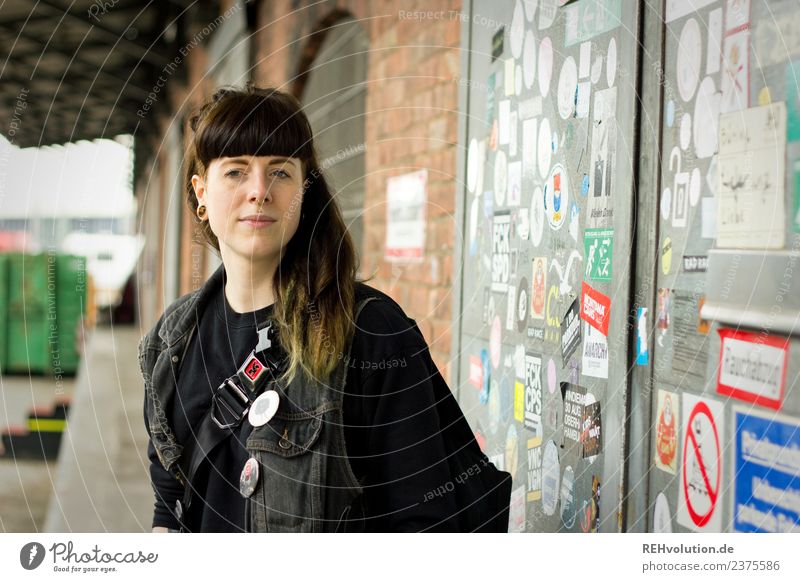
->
xmin=575 ymin=82 xmax=591 ymax=118
xmin=679 ymin=112 xmax=692 ymax=151
xmin=725 ymin=0 xmax=750 ymax=32
xmin=510 ymin=0 xmax=525 ymax=59
xmin=490 ymin=315 xmax=502 ymax=369
xmin=505 ymin=57 xmax=516 ymax=96
xmin=720 ymin=29 xmax=749 ymax=113
xmin=582 ymin=322 xmax=608 ymax=379
xmin=538 ymin=0 xmax=557 ymax=30
xmin=515 ymin=63 xmax=523 ymax=96
xmin=606 ymin=37 xmax=617 ymax=88
xmin=530 ymin=186 xmax=545 ymax=247
xmin=507 ymin=160 xmax=522 ymax=206
xmin=665 ymin=0 xmax=716 ymax=23
xmin=522 ymin=118 xmax=537 ymax=181
xmin=701 ymin=196 xmax=717 ymax=239
xmin=506 ymin=285 xmax=517 ymax=331
xmin=541 ymin=440 xmax=560 ymax=516
xmin=689 ymin=167 xmax=701 ymax=207
xmin=538 ymin=37 xmax=554 ymax=97
xmin=523 ymin=29 xmax=537 ymax=89
xmin=693 ymin=76 xmax=720 ymax=159
xmin=467 ymin=138 xmax=479 ymax=194
xmin=579 ymin=41 xmax=591 ymax=79
xmin=524 ymin=0 xmax=538 ymax=21
xmin=510 ymin=109 xmax=518 ymax=157
xmin=677 ymin=18 xmax=702 ymax=102
xmin=558 ymin=56 xmax=578 ymax=119
xmin=653 ymin=492 xmax=673 ymax=533
xmin=661 ymin=187 xmax=672 ymax=220
xmin=706 ymin=8 xmax=722 ymax=75
xmin=499 ymin=99 xmax=511 ymax=145
xmin=537 ymin=117 xmax=552 ymax=178
xmin=468 ymin=198 xmax=479 ymax=254
xmin=590 ymin=53 xmax=603 ymax=85
xmin=544 ymin=163 xmax=569 ymax=230
xmin=494 ymin=149 xmax=508 ymax=206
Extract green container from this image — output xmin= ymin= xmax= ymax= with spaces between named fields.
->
xmin=5 ymin=315 xmax=51 ymax=374
xmin=7 ymin=252 xmax=48 ymax=317
xmin=0 ymin=255 xmax=8 ymax=374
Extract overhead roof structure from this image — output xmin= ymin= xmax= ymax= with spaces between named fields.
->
xmin=0 ymin=0 xmax=218 ymax=148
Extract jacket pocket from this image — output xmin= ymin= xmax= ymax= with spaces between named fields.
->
xmin=245 ymin=402 xmax=332 ymax=532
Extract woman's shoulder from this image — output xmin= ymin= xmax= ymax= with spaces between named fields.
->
xmin=351 ymin=282 xmax=427 ymax=354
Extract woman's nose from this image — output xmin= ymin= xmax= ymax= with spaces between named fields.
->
xmin=247 ymin=174 xmax=271 ymax=204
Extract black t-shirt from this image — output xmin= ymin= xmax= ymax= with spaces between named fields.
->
xmin=147 ymin=278 xmax=458 ymax=532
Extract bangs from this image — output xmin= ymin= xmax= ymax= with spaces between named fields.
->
xmin=195 ymin=92 xmax=314 ymax=165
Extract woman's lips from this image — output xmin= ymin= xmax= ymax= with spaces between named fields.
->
xmin=240 ymin=217 xmax=277 ymax=228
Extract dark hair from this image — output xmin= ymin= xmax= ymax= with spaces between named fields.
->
xmin=185 ymin=84 xmax=359 ymax=383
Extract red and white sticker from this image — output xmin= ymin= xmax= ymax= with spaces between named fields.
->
xmin=242 ymin=354 xmax=265 ymax=381
xmin=677 ymin=394 xmax=724 ymax=532
xmin=580 ymin=282 xmax=611 ymax=336
xmin=717 ymin=328 xmax=788 ymax=410
xmin=468 ymin=355 xmax=483 ymax=389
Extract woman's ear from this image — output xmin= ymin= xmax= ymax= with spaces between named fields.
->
xmin=191 ymin=174 xmax=206 ymax=206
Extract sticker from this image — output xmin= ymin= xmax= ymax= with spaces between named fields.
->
xmin=491 ymin=27 xmax=504 ymax=62
xmin=665 ymin=0 xmax=716 ymax=23
xmin=581 ymin=173 xmax=590 ymax=196
xmin=510 ymin=0 xmax=525 ymax=59
xmin=679 ymin=112 xmax=691 ymax=150
xmin=523 ymin=29 xmax=537 ymax=89
xmin=787 ymin=60 xmax=800 ymax=142
xmin=493 ymin=150 xmax=507 ymax=207
xmin=758 ymin=86 xmax=771 ymax=106
xmin=469 ymin=354 xmax=483 ymax=389
xmin=717 ymin=103 xmax=786 ymax=248
xmin=581 ymin=397 xmax=601 ymax=458
xmin=547 ymin=358 xmax=557 ymax=394
xmin=654 ymin=389 xmax=679 ymax=475
xmin=530 ymin=257 xmax=547 ymax=319
xmin=541 ymin=440 xmax=560 ymax=516
xmin=568 ymin=201 xmax=580 ymax=242
xmin=527 ymin=327 xmax=544 ymax=341
xmin=490 ymin=316 xmax=502 ymax=370
xmin=530 ymin=186 xmax=545 ymax=246
xmin=795 ymin=160 xmax=800 ymax=234
xmin=560 ymin=298 xmax=581 ymax=365
xmin=635 ymin=307 xmax=649 ymax=365
xmin=524 ymin=352 xmax=544 ymax=436
xmin=491 ymin=212 xmax=511 ymax=292
xmin=697 ymin=297 xmax=710 ymax=334
xmin=486 ymin=73 xmax=496 ymax=126
xmin=575 ymin=81 xmax=591 ymax=118
xmin=665 ymin=100 xmax=675 ymax=127
xmin=605 ymin=37 xmax=617 ymax=88
xmin=557 ymin=56 xmax=578 ymax=119
xmin=668 ymin=148 xmax=689 ymax=227
xmin=733 ymin=407 xmax=800 ymax=533
xmin=468 ymin=199 xmax=479 ymax=256
xmin=677 ymin=394 xmax=724 ymax=532
xmin=661 ymin=236 xmax=672 ymax=275
xmin=498 ymin=99 xmax=511 ymax=146
xmin=510 ymin=109 xmax=519 ymax=156
xmin=688 ymin=167 xmax=701 ymax=206
xmin=682 ymin=254 xmax=707 ymax=273
xmin=717 ymin=328 xmax=788 ymax=410
xmin=725 ymin=0 xmax=750 ymax=32
xmin=488 ymin=378 xmax=501 ymax=433
xmin=467 ymin=139 xmax=479 ymax=194
xmin=587 ymin=88 xmax=616 ymax=227
xmin=538 ymin=0 xmax=557 ymax=30
xmin=580 ymin=281 xmax=611 ymax=336
xmin=660 ymin=187 xmax=671 ymax=220
xmin=508 ymin=485 xmax=526 ymax=533
xmin=560 ymin=466 xmax=576 ymax=529
xmin=656 ymin=288 xmax=671 ymax=346
xmin=505 ymin=423 xmax=519 ymax=479
xmin=579 ymin=41 xmax=591 ymax=78
xmin=514 ymin=344 xmax=526 ymax=378
xmin=706 ymin=8 xmax=722 ymax=75
xmin=527 ymin=436 xmax=543 ymax=502
xmin=693 ymin=77 xmax=720 ymax=159
xmin=653 ymin=492 xmax=673 ymax=533
xmin=564 ymin=0 xmax=622 ymax=46
xmin=516 ymin=277 xmax=529 ymax=332
xmin=720 ymin=29 xmax=749 ymax=113
xmin=584 ymin=228 xmax=613 ymax=281
xmin=506 ymin=285 xmax=517 ymax=331
xmin=504 ymin=58 xmax=516 ymax=96
xmin=561 ymin=383 xmax=585 ymax=446
xmin=581 ymin=322 xmax=609 ymax=379
xmin=522 ymin=118 xmax=537 ymax=183
xmin=676 ymin=18 xmax=702 ymax=102
xmin=507 ymin=160 xmax=521 ymax=206
xmin=590 ymin=52 xmax=603 ymax=85
xmin=544 ymin=163 xmax=569 ymax=229
xmin=549 ymin=250 xmax=582 ymax=295
xmin=537 ymin=117 xmax=552 ymax=178
xmin=581 ymin=476 xmax=600 ymax=532
xmin=538 ymin=37 xmax=554 ymax=97
xmin=524 ymin=0 xmax=537 ymax=21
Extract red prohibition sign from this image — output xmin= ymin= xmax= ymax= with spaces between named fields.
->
xmin=682 ymin=401 xmax=721 ymax=527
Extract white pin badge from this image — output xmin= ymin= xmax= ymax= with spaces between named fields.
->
xmin=248 ymin=390 xmax=280 ymax=427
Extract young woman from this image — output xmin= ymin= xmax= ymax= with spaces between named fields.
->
xmin=138 ymin=85 xmax=466 ymax=533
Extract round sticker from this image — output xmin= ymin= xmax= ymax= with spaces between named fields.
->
xmin=544 ymin=163 xmax=569 ymax=230
xmin=590 ymin=53 xmax=603 ymax=85
xmin=660 ymin=187 xmax=672 ymax=220
xmin=517 ymin=278 xmax=529 ymax=331
xmin=505 ymin=423 xmax=519 ymax=479
xmin=689 ymin=167 xmax=702 ymax=206
xmin=547 ymin=358 xmax=557 ymax=394
xmin=524 ymin=0 xmax=537 ymax=21
xmin=560 ymin=465 xmax=576 ymax=528
xmin=679 ymin=112 xmax=692 ymax=151
xmin=538 ymin=37 xmax=554 ymax=97
xmin=758 ymin=86 xmax=772 ymax=106
xmin=510 ymin=0 xmax=525 ymax=59
xmin=493 ymin=150 xmax=508 ymax=206
xmin=467 ymin=138 xmax=479 ymax=194
xmin=248 ymin=390 xmax=280 ymax=427
xmin=537 ymin=118 xmax=552 ymax=178
xmin=666 ymin=100 xmax=675 ymax=127
xmin=530 ymin=186 xmax=545 ymax=247
xmin=552 ymin=130 xmax=558 ymax=154
xmin=606 ymin=38 xmax=617 ymax=87
xmin=693 ymin=76 xmax=720 ymax=159
xmin=558 ymin=56 xmax=578 ymax=119
xmin=661 ymin=237 xmax=672 ymax=275
xmin=515 ymin=63 xmax=523 ymax=96
xmin=490 ymin=315 xmax=502 ymax=369
xmin=541 ymin=440 xmax=560 ymax=516
xmin=653 ymin=492 xmax=673 ymax=533
xmin=239 ymin=457 xmax=260 ymax=498
xmin=676 ymin=18 xmax=701 ymax=102
xmin=523 ymin=29 xmax=537 ymax=89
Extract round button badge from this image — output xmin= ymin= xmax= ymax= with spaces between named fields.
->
xmin=248 ymin=390 xmax=280 ymax=427
xmin=239 ymin=457 xmax=260 ymax=498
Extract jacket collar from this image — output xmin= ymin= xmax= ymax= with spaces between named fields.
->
xmin=157 ymin=262 xmax=225 ymax=347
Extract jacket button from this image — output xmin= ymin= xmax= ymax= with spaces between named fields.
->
xmin=171 ymin=355 xmax=179 ymax=363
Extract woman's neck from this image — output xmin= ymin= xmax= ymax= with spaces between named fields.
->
xmin=221 ymin=251 xmax=278 ymax=313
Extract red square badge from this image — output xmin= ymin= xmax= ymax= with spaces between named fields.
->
xmin=243 ymin=355 xmax=264 ymax=381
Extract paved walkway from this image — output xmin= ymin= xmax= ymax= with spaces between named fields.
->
xmin=43 ymin=323 xmax=153 ymax=532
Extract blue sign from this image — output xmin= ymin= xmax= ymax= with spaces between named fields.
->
xmin=635 ymin=307 xmax=649 ymax=365
xmin=733 ymin=408 xmax=800 ymax=533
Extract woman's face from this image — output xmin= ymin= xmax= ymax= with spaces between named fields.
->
xmin=192 ymin=155 xmax=304 ymax=264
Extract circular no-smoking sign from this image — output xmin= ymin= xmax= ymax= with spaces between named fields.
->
xmin=681 ymin=401 xmax=721 ymax=527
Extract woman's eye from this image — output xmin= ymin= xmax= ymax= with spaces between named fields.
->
xmin=272 ymin=169 xmax=290 ymax=179
xmin=225 ymin=169 xmax=244 ymax=178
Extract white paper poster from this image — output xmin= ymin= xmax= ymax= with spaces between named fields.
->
xmin=385 ymin=170 xmax=427 ymax=262
xmin=721 ymin=29 xmax=749 ymax=113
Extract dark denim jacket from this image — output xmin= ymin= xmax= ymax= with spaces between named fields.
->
xmin=138 ymin=264 xmax=374 ymax=531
